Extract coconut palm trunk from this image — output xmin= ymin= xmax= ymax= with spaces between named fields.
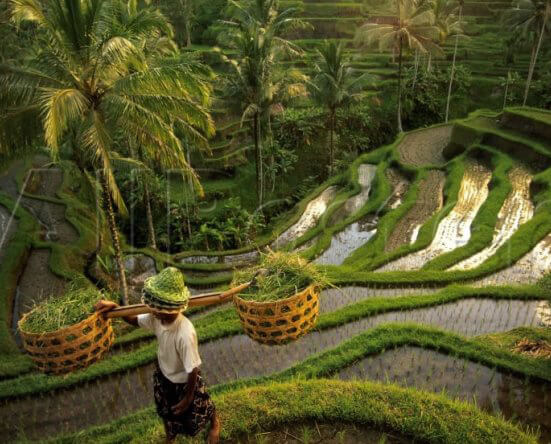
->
xmin=503 ymin=70 xmax=511 ymax=110
xmin=412 ymin=49 xmax=420 ymax=90
xmin=137 ymin=145 xmax=157 ymax=250
xmin=143 ymin=181 xmax=157 ymax=249
xmin=253 ymin=112 xmax=263 ymax=207
xmin=397 ymin=36 xmax=404 ymax=133
xmin=523 ymin=14 xmax=547 ymax=106
xmin=445 ymin=2 xmax=462 ymax=123
xmin=329 ymin=108 xmax=336 ymax=174
xmin=100 ymin=171 xmax=129 ymax=305
xmin=185 ymin=23 xmax=192 ymax=47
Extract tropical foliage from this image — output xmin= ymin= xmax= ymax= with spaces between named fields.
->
xmin=503 ymin=0 xmax=551 ymax=105
xmin=307 ymin=40 xmax=371 ymax=174
xmin=0 ymin=0 xmax=214 ymax=302
xmin=355 ymin=0 xmax=442 ymax=132
xmin=219 ymin=0 xmax=308 ymax=207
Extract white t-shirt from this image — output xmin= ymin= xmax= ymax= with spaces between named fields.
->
xmin=137 ymin=313 xmax=202 ymax=383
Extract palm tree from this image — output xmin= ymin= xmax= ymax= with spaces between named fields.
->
xmin=444 ymin=0 xmax=465 ymax=122
xmin=307 ymin=41 xmax=370 ymax=175
xmin=220 ymin=0 xmax=308 ymax=207
xmin=430 ymin=0 xmax=463 ymax=72
xmin=2 ymin=0 xmax=214 ymax=303
xmin=504 ymin=0 xmax=551 ymax=106
xmin=356 ymin=0 xmax=441 ymax=133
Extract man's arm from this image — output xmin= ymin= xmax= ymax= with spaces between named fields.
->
xmin=171 ymin=367 xmax=199 ymax=415
xmin=94 ymin=300 xmax=139 ymax=327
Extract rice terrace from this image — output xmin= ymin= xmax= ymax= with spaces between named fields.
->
xmin=0 ymin=0 xmax=550 ymax=442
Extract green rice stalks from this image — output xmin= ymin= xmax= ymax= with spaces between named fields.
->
xmin=232 ymin=251 xmax=331 ymax=302
xmin=20 ymin=280 xmax=109 ymax=334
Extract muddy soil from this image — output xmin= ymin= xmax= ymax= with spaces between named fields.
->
xmin=337 ymin=346 xmax=551 ymax=442
xmin=384 ymin=170 xmax=445 ymax=252
xmin=0 ymin=204 xmax=17 ymax=263
xmin=379 ymin=163 xmax=491 ymax=271
xmin=397 ymin=126 xmax=452 ymax=167
xmin=179 ymin=255 xmax=220 ymax=265
xmin=385 ymin=168 xmax=410 ymax=210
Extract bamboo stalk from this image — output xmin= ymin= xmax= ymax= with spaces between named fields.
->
xmin=105 ymin=282 xmax=251 ymax=319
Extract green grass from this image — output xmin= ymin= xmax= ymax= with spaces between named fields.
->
xmin=50 ymin=378 xmax=537 ymax=443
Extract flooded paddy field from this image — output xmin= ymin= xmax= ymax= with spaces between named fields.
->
xmin=379 ymin=163 xmax=492 ymax=271
xmin=337 ymin=346 xmax=551 ymax=441
xmin=0 ymin=297 xmax=542 ymax=440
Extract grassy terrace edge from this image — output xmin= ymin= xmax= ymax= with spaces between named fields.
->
xmin=51 ymin=371 xmax=539 ymax=443
xmin=0 ymin=283 xmax=548 ymax=399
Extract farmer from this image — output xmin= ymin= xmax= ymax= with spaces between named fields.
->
xmin=95 ymin=267 xmax=220 ymax=444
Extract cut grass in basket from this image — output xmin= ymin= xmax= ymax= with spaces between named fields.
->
xmin=20 ymin=280 xmax=109 ymax=334
xmin=232 ymin=251 xmax=331 ymax=302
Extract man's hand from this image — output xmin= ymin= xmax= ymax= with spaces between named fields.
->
xmin=171 ymin=395 xmax=193 ymax=416
xmin=94 ymin=300 xmax=119 ymax=317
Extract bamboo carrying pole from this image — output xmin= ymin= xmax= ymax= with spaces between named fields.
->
xmin=105 ymin=282 xmax=251 ymax=319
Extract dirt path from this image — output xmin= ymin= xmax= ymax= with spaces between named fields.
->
xmin=21 ymin=168 xmax=78 ymax=244
xmin=379 ymin=163 xmax=491 ymax=271
xmin=0 ymin=204 xmax=17 ymax=264
xmin=397 ymin=125 xmax=452 ymax=167
xmin=384 ymin=170 xmax=445 ymax=252
xmin=13 ymin=249 xmax=68 ymax=327
xmin=0 ymin=297 xmax=542 ymax=440
xmin=0 ymin=157 xmax=78 ymax=244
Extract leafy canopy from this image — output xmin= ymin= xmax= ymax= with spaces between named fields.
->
xmin=1 ymin=0 xmax=215 ymax=211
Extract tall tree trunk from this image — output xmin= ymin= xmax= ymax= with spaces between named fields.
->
xmin=523 ymin=16 xmax=547 ymax=106
xmin=185 ymin=149 xmax=193 ymax=241
xmin=412 ymin=49 xmax=420 ymax=90
xmin=445 ymin=5 xmax=462 ymax=123
xmin=100 ymin=171 xmax=129 ymax=305
xmin=397 ymin=37 xmax=404 ymax=133
xmin=253 ymin=113 xmax=263 ymax=208
xmin=503 ymin=70 xmax=510 ymax=110
xmin=143 ymin=181 xmax=157 ymax=250
xmin=186 ymin=23 xmax=191 ymax=47
xmin=138 ymin=145 xmax=157 ymax=250
xmin=329 ymin=109 xmax=335 ymax=175
xmin=427 ymin=52 xmax=432 ymax=72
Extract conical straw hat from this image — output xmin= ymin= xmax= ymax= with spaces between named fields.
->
xmin=142 ymin=267 xmax=190 ymax=312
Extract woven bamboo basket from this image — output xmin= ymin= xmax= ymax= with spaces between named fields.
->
xmin=233 ymin=284 xmax=320 ymax=345
xmin=18 ymin=311 xmax=115 ymax=375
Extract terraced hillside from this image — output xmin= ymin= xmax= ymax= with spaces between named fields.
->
xmin=1 ymin=107 xmax=551 ymax=443
xmin=277 ymin=0 xmax=547 ymax=106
